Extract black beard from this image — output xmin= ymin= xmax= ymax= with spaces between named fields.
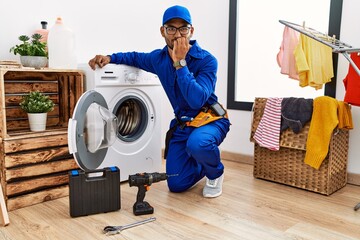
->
xmin=167 ymin=43 xmax=174 ymax=50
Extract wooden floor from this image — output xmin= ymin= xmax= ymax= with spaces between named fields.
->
xmin=1 ymin=160 xmax=360 ymax=240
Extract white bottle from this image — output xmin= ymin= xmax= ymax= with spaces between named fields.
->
xmin=48 ymin=17 xmax=77 ymax=69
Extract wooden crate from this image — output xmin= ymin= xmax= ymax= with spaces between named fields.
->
xmin=0 ymin=68 xmax=84 ymax=211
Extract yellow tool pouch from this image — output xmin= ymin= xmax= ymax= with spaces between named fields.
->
xmin=164 ymin=103 xmax=228 ymax=159
xmin=187 ymin=108 xmax=227 ymax=128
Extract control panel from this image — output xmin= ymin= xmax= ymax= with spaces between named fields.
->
xmin=79 ymin=63 xmax=160 ymax=90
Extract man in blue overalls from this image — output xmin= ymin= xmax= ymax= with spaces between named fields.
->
xmin=89 ymin=5 xmax=231 ymax=198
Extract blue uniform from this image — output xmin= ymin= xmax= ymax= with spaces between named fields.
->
xmin=109 ymin=40 xmax=230 ymax=192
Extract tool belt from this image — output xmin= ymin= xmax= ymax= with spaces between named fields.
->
xmin=164 ymin=103 xmax=228 ymax=159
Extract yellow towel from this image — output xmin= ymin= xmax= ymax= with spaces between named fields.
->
xmin=304 ymin=96 xmax=339 ymax=170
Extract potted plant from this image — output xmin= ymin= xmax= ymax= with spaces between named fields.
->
xmin=20 ymin=91 xmax=55 ymax=132
xmin=10 ymin=33 xmax=48 ymax=69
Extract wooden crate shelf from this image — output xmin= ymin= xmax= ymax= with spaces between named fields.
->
xmin=0 ymin=68 xmax=84 ymax=211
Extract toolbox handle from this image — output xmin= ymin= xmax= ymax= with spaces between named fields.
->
xmin=86 ymin=171 xmax=105 ymax=180
xmin=85 ymin=167 xmax=119 ymax=180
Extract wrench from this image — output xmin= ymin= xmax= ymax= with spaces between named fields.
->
xmin=103 ymin=217 xmax=156 ymax=235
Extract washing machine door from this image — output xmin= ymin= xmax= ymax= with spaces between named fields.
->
xmin=68 ymin=90 xmax=118 ymax=170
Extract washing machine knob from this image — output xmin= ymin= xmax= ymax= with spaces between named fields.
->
xmin=127 ymin=72 xmax=138 ymax=83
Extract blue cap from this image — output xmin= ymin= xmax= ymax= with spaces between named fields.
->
xmin=163 ymin=5 xmax=192 ymax=25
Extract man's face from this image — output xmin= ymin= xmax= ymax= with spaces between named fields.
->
xmin=161 ymin=19 xmax=193 ymax=49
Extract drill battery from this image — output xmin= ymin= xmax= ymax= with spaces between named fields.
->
xmin=69 ymin=166 xmax=120 ymax=217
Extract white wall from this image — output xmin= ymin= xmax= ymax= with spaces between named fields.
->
xmin=1 ymin=0 xmax=359 ymax=174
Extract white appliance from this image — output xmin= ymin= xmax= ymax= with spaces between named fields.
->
xmin=68 ymin=64 xmax=162 ymax=181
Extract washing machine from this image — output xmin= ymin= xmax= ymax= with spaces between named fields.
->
xmin=68 ymin=64 xmax=162 ymax=181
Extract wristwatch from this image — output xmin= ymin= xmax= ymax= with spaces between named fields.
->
xmin=173 ymin=59 xmax=187 ymax=68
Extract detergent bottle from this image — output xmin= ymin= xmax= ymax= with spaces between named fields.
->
xmin=47 ymin=17 xmax=77 ymax=69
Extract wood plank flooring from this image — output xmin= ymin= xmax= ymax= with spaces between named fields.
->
xmin=1 ymin=160 xmax=360 ymax=240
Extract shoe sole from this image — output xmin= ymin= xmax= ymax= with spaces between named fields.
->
xmin=203 ymin=190 xmax=222 ymax=198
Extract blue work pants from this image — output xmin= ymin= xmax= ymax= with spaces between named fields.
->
xmin=166 ymin=117 xmax=230 ymax=192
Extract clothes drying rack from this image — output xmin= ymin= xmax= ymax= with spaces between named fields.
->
xmin=279 ymin=20 xmax=360 ymax=76
xmin=280 ymin=20 xmax=360 ymax=211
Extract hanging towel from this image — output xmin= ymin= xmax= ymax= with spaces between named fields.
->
xmin=277 ymin=26 xmax=300 ymax=80
xmin=343 ymin=53 xmax=360 ymax=106
xmin=254 ymin=97 xmax=283 ymax=151
xmin=304 ymin=96 xmax=339 ymax=170
xmin=294 ymin=34 xmax=334 ymax=90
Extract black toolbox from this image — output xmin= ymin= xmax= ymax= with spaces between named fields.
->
xmin=69 ymin=166 xmax=120 ymax=217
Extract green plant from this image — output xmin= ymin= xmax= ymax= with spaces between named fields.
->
xmin=10 ymin=34 xmax=47 ymax=57
xmin=20 ymin=91 xmax=54 ymax=113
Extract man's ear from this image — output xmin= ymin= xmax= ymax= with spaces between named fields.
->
xmin=189 ymin=26 xmax=194 ymax=39
xmin=160 ymin=26 xmax=165 ymax=37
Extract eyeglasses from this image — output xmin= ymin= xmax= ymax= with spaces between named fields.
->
xmin=164 ymin=26 xmax=191 ymax=35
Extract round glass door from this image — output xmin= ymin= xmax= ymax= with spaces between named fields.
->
xmin=85 ymin=102 xmax=118 ymax=153
xmin=68 ymin=90 xmax=118 ymax=170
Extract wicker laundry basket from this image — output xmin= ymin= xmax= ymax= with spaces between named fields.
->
xmin=250 ymin=98 xmax=349 ymax=195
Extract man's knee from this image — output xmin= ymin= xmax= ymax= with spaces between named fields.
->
xmin=167 ymin=178 xmax=189 ymax=193
xmin=186 ymin=136 xmax=213 ymax=157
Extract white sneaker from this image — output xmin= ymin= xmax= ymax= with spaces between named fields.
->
xmin=203 ymin=174 xmax=224 ymax=198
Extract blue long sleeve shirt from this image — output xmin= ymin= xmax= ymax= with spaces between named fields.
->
xmin=109 ymin=40 xmax=218 ymax=119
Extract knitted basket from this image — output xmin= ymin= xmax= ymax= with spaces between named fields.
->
xmin=250 ymin=97 xmax=349 ymax=195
